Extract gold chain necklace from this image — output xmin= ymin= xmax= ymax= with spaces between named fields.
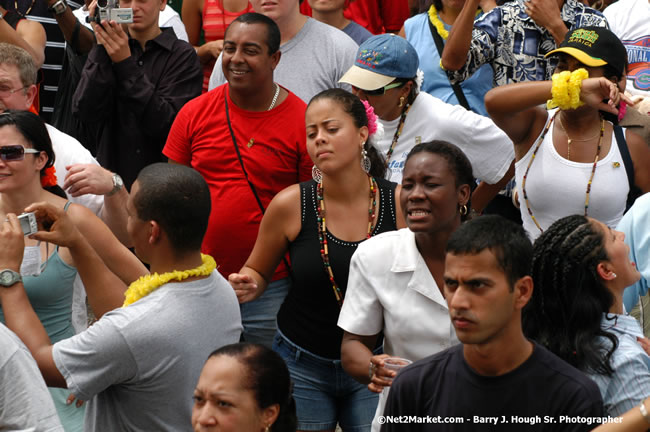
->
xmin=122 ymin=254 xmax=216 ymax=307
xmin=557 ymin=113 xmax=603 ymax=161
xmin=521 ymin=112 xmax=605 ymax=234
xmin=246 ymin=83 xmax=280 ymax=148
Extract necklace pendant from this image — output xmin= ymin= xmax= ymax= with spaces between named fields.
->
xmin=247 ymin=138 xmax=254 ymax=148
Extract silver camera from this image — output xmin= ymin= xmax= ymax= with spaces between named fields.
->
xmin=86 ymin=0 xmax=133 ymax=24
xmin=18 ymin=212 xmax=38 ymax=236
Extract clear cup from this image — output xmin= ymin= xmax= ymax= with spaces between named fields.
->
xmin=383 ymin=357 xmax=412 ymax=382
xmin=381 ymin=357 xmax=412 ymax=396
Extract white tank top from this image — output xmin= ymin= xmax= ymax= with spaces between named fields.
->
xmin=515 ymin=110 xmax=630 ymax=240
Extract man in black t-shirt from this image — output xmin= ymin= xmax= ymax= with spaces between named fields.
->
xmin=382 ymin=216 xmax=604 ymax=432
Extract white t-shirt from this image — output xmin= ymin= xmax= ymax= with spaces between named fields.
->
xmin=0 ymin=324 xmax=63 ymax=431
xmin=514 ymin=111 xmax=630 ymax=239
xmin=52 ymin=272 xmax=242 ymax=431
xmin=376 ymin=91 xmax=514 ymax=184
xmin=338 ymin=228 xmax=459 ymax=432
xmin=208 ymin=17 xmax=358 ymax=103
xmin=47 ymin=123 xmax=104 ymax=335
xmin=604 ymin=0 xmax=650 ymax=97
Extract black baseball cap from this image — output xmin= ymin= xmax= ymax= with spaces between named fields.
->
xmin=546 ymin=27 xmax=628 ymax=77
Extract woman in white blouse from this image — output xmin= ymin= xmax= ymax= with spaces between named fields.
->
xmin=338 ymin=140 xmax=473 ymax=432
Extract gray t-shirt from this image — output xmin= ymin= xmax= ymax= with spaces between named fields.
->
xmin=0 ymin=324 xmax=63 ymax=431
xmin=52 ymin=272 xmax=242 ymax=431
xmin=209 ymin=17 xmax=358 ymax=103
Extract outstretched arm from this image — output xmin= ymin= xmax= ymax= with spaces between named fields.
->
xmin=0 ymin=215 xmax=66 ymax=388
xmin=26 ymin=202 xmax=147 ymax=318
xmin=229 ymin=185 xmax=301 ymax=303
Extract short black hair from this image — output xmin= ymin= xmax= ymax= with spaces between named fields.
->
xmin=405 ymin=141 xmax=474 ymax=188
xmin=208 ymin=343 xmax=297 ymax=432
xmin=133 ymin=163 xmax=211 ymax=254
xmin=405 ymin=140 xmax=475 ymax=220
xmin=446 ymin=215 xmax=532 ymax=289
xmin=228 ymin=12 xmax=281 ymax=55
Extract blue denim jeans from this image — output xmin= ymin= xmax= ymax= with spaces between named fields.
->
xmin=273 ymin=330 xmax=378 ymax=431
xmin=239 ymin=277 xmax=290 ymax=347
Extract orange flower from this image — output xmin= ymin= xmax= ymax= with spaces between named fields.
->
xmin=40 ymin=165 xmax=58 ymax=188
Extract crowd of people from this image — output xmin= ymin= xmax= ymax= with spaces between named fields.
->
xmin=0 ymin=0 xmax=649 ymax=431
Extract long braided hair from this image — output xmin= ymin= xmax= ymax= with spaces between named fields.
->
xmin=523 ymin=215 xmax=618 ymax=376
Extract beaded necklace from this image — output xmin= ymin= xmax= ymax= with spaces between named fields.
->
xmin=521 ymin=111 xmax=605 ymax=234
xmin=14 ymin=0 xmax=36 ymax=17
xmin=385 ymin=103 xmax=412 ymax=168
xmin=316 ymin=176 xmax=377 ymax=307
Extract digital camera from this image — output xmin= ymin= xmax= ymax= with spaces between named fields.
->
xmin=86 ymin=0 xmax=133 ymax=24
xmin=18 ymin=212 xmax=38 ymax=236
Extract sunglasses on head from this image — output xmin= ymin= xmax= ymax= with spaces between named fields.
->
xmin=361 ymin=81 xmax=407 ymax=96
xmin=0 ymin=145 xmax=40 ymax=161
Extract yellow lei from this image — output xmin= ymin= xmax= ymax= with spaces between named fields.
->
xmin=122 ymin=254 xmax=217 ymax=307
xmin=428 ymin=5 xmax=449 ymax=40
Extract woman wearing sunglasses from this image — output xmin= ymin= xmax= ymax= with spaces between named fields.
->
xmin=338 ymin=34 xmax=514 ymax=214
xmin=0 ymin=110 xmax=147 ymax=431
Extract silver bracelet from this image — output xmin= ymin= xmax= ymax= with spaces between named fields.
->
xmin=640 ymin=398 xmax=650 ymax=424
xmin=368 ymin=362 xmax=375 ymax=380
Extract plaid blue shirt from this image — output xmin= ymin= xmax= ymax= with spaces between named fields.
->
xmin=448 ymin=0 xmax=608 ymax=86
xmin=586 ymin=314 xmax=650 ymax=417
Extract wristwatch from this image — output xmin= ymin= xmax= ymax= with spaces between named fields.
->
xmin=106 ymin=173 xmax=124 ymax=197
xmin=47 ymin=0 xmax=67 ymax=15
xmin=0 ymin=269 xmax=22 ymax=287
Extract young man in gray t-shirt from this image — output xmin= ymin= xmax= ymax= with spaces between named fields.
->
xmin=0 ymin=164 xmax=242 ymax=431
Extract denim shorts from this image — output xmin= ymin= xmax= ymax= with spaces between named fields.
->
xmin=273 ymin=330 xmax=378 ymax=431
xmin=240 ymin=277 xmax=290 ymax=347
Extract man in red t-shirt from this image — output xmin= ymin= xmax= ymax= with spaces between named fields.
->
xmin=164 ymin=12 xmax=311 ymax=347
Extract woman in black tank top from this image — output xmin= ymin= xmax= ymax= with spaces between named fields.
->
xmin=229 ymin=89 xmax=405 ymax=431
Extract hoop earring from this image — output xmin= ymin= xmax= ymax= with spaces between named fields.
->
xmin=459 ymin=204 xmax=468 ymax=216
xmin=361 ymin=144 xmax=371 ymax=173
xmin=398 ymin=96 xmax=405 ymax=108
xmin=312 ymin=165 xmax=322 ymax=183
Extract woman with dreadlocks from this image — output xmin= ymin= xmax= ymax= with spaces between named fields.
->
xmin=524 ymin=215 xmax=650 ymax=417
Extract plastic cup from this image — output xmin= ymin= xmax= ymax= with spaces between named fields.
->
xmin=383 ymin=357 xmax=412 ymax=382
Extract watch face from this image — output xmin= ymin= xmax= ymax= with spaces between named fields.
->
xmin=0 ymin=271 xmax=12 ymax=284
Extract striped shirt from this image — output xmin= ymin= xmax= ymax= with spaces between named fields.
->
xmin=3 ymin=0 xmax=82 ymax=122
xmin=587 ymin=313 xmax=650 ymax=417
